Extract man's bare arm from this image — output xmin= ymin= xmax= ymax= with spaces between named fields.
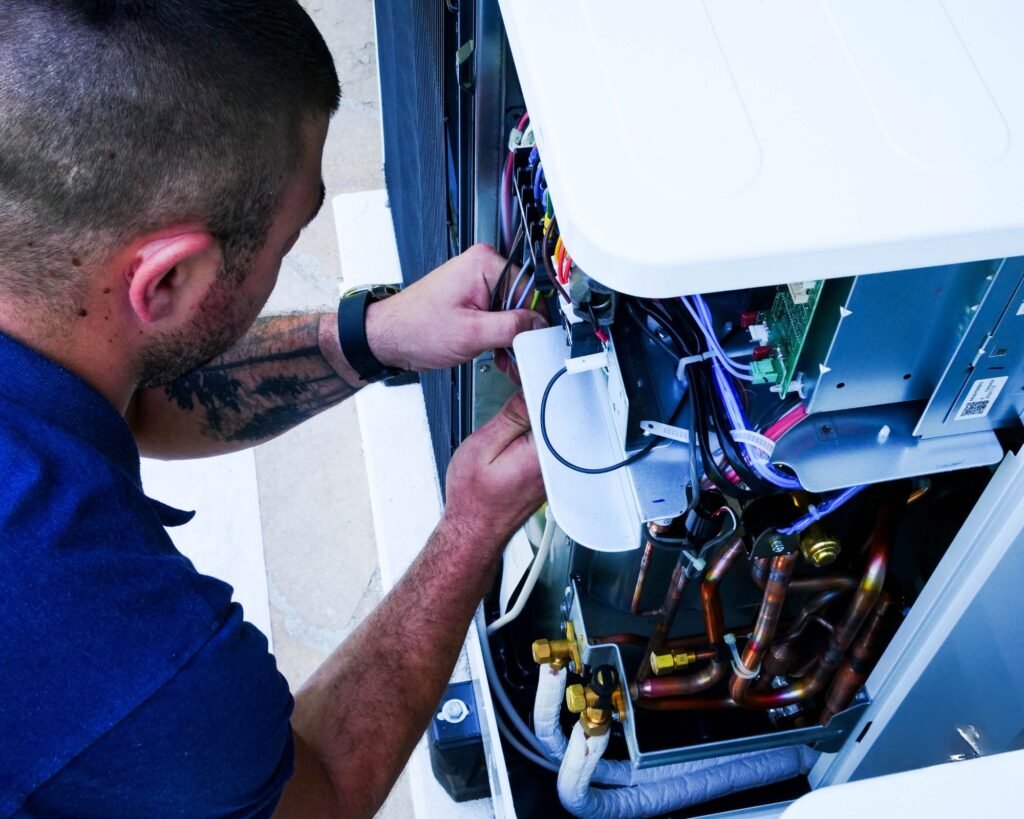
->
xmin=275 ymin=393 xmax=545 ymax=819
xmin=130 ymin=312 xmax=358 ymax=459
xmin=130 ymin=244 xmax=546 ymax=459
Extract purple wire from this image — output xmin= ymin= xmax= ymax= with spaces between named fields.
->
xmin=779 ymin=485 xmax=866 ymax=535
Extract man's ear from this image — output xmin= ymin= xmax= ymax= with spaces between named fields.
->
xmin=126 ymin=230 xmax=221 ymax=325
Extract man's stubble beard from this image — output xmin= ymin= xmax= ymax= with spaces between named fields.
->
xmin=135 ymin=269 xmax=259 ymax=389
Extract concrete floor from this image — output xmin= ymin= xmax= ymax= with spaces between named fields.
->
xmin=142 ymin=5 xmax=418 ymax=814
xmin=261 ymin=2 xmax=413 ymax=815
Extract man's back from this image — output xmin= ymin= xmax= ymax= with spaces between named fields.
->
xmin=0 ymin=332 xmax=293 ymax=817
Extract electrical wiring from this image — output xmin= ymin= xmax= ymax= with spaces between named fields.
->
xmin=541 ymin=218 xmax=571 ymax=302
xmin=680 ymin=297 xmax=753 ymax=381
xmin=779 ymin=485 xmax=867 ymax=536
xmin=499 ymin=112 xmax=530 ymax=252
xmin=490 ymin=223 xmax=525 ymax=312
xmin=487 ymin=507 xmax=556 ymax=634
xmin=540 ymin=367 xmax=688 ymax=475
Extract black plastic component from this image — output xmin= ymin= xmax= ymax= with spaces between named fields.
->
xmin=428 ymin=681 xmax=490 ymax=802
xmin=567 ymin=321 xmax=603 ymax=359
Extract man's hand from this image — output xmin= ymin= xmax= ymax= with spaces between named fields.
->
xmin=279 ymin=391 xmax=544 ymax=819
xmin=365 ymin=244 xmax=548 ymax=372
xmin=443 ymin=391 xmax=546 ymax=545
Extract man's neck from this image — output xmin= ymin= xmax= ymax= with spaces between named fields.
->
xmin=0 ymin=305 xmax=137 ymax=414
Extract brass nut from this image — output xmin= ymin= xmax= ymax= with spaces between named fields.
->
xmin=566 ymin=684 xmax=588 ymax=714
xmin=532 ymin=639 xmax=553 ymax=665
xmin=800 ymin=525 xmax=841 ymax=567
xmin=650 ymin=652 xmax=675 ymax=676
xmin=650 ymin=650 xmax=697 ymax=675
xmin=580 ymin=707 xmax=612 ymax=737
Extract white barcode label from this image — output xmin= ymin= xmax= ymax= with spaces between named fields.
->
xmin=953 ymin=376 xmax=1008 ymax=421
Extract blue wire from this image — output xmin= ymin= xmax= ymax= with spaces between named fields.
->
xmin=779 ymin=485 xmax=866 ymax=535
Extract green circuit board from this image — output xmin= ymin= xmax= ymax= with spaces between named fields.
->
xmin=751 ymin=280 xmax=823 ymax=397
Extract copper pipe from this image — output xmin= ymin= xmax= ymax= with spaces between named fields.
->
xmin=819 ymin=594 xmax=898 ymax=723
xmin=729 ymin=552 xmax=799 ymax=706
xmin=633 ymin=540 xmax=694 ymax=685
xmin=629 ymin=539 xmax=656 ymax=614
xmin=634 ymin=696 xmax=738 ymax=711
xmin=634 ymin=534 xmax=746 ymax=698
xmin=761 ymin=589 xmax=848 ymax=680
xmin=731 ymin=507 xmax=895 ymax=709
xmin=751 ymin=558 xmax=856 ymax=594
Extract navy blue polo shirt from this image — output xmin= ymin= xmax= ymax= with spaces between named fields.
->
xmin=0 ymin=332 xmax=294 ymax=817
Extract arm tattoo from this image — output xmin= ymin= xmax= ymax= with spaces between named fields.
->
xmin=162 ymin=314 xmax=356 ymax=443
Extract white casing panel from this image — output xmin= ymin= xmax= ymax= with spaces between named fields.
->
xmin=500 ymin=0 xmax=1024 ymax=296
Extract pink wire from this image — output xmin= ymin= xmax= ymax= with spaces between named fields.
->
xmin=500 ymin=113 xmax=531 ymax=252
xmin=717 ymin=404 xmax=808 ymax=487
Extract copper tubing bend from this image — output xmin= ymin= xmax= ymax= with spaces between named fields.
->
xmin=731 ymin=507 xmax=895 ymax=710
xmin=819 ymin=593 xmax=898 ymax=723
xmin=635 ymin=534 xmax=745 ymax=699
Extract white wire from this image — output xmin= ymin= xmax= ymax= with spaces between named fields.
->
xmin=487 ymin=507 xmax=556 ymax=634
xmin=680 ymin=297 xmax=754 ymax=381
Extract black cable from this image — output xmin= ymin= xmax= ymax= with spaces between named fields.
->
xmin=540 ymin=366 xmax=687 ymax=475
xmin=490 ymin=223 xmax=525 ymax=312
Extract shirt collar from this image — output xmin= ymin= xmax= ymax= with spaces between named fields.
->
xmin=0 ymin=331 xmax=195 ymax=527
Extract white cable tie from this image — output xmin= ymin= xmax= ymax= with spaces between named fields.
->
xmin=640 ymin=420 xmax=689 ymax=444
xmin=680 ymin=549 xmax=706 ymax=577
xmin=507 ymin=127 xmax=524 ymax=152
xmin=731 ymin=429 xmax=776 ymax=458
xmin=724 ymin=632 xmax=760 ymax=680
xmin=675 ymin=351 xmax=716 ymax=380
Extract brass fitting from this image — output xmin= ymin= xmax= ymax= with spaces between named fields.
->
xmin=566 ymin=666 xmax=623 ymax=737
xmin=800 ymin=523 xmax=841 ymax=567
xmin=649 ymin=649 xmax=698 ymax=676
xmin=565 ymin=683 xmax=590 ymax=714
xmin=532 ymin=622 xmax=583 ymax=671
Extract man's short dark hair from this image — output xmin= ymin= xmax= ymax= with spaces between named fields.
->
xmin=0 ymin=0 xmax=340 ymax=307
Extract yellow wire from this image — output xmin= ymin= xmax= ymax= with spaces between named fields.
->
xmin=529 ymin=290 xmax=541 ymax=311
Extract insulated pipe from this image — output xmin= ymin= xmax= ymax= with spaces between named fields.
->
xmin=731 ymin=508 xmax=894 ymax=710
xmin=556 ymin=722 xmax=817 ymax=818
xmin=634 ymin=534 xmax=745 ymax=698
xmin=534 ymin=665 xmax=569 ymax=758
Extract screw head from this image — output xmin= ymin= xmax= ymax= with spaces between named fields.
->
xmin=771 ymin=539 xmax=785 ymax=554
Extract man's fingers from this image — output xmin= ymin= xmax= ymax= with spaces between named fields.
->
xmin=468 ymin=309 xmax=548 ymax=356
xmin=469 ymin=243 xmax=515 ymax=294
xmin=474 ymin=391 xmax=536 ymax=461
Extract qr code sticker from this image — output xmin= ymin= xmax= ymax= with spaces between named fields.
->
xmin=960 ymin=401 xmax=989 ymax=418
xmin=954 ymin=376 xmax=1008 ymax=422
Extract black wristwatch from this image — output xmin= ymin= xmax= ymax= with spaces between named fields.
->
xmin=337 ymin=284 xmax=405 ymax=384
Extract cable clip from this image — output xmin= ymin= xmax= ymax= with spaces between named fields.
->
xmin=679 ymin=549 xmax=707 ymax=578
xmin=724 ymin=632 xmax=760 ymax=680
xmin=675 ymin=351 xmax=717 ymax=380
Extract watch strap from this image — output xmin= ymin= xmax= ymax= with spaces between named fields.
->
xmin=337 ymin=287 xmax=404 ymax=383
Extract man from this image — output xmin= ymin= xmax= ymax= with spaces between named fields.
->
xmin=0 ymin=2 xmax=545 ymax=817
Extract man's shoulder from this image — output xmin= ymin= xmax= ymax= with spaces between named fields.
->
xmin=0 ymin=409 xmax=248 ymax=814
xmin=18 ymin=605 xmax=295 ymax=819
